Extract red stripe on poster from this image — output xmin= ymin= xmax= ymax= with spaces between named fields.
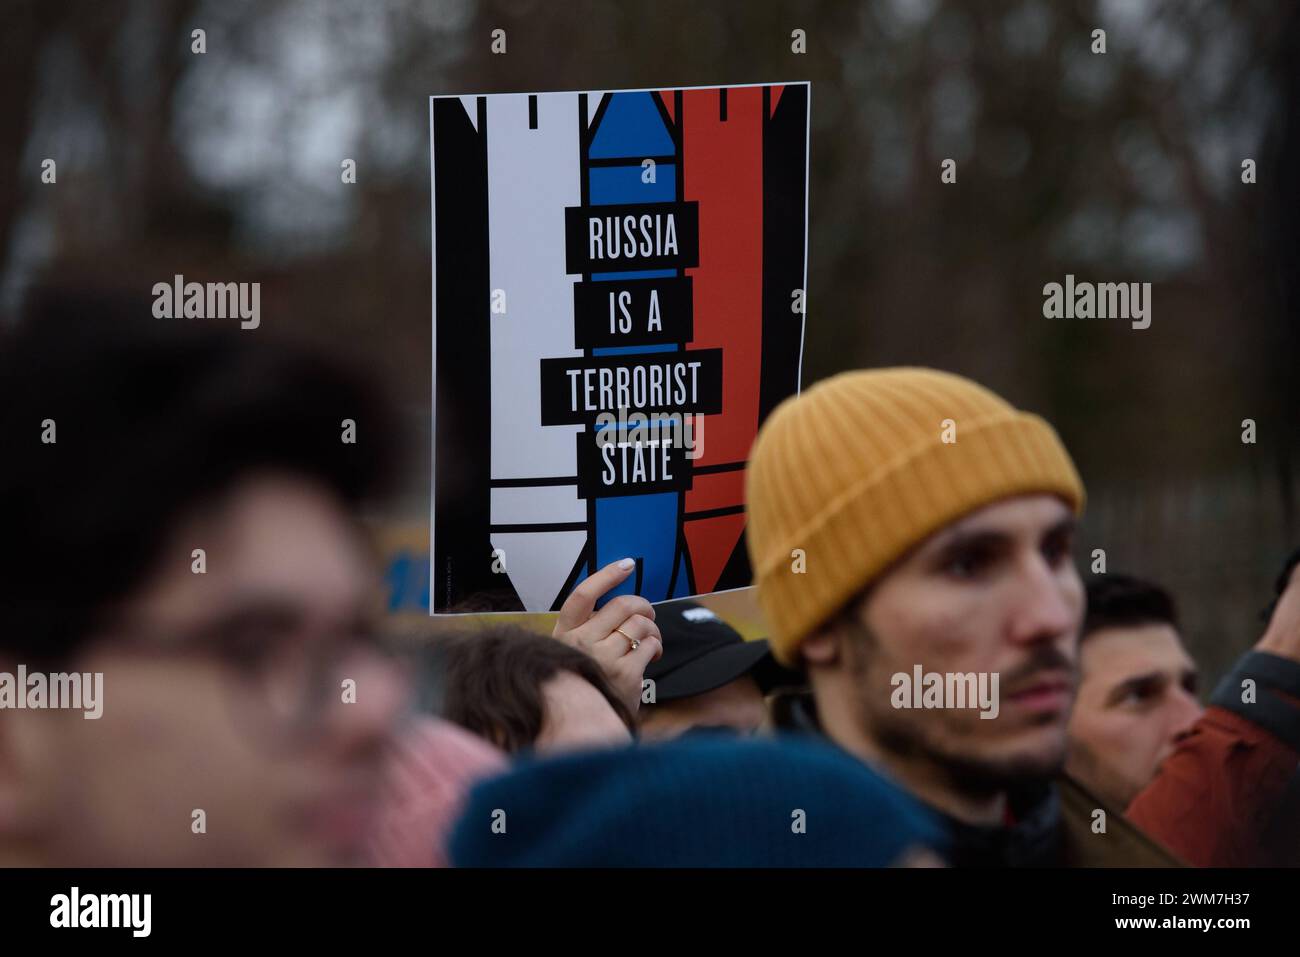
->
xmin=681 ymin=86 xmax=763 ymax=592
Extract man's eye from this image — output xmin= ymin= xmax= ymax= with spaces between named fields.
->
xmin=1123 ymin=682 xmax=1159 ymax=705
xmin=217 ymin=618 xmax=298 ymax=670
xmin=1042 ymin=531 xmax=1073 ymax=565
xmin=944 ymin=551 xmax=988 ymax=579
xmin=222 ymin=629 xmax=277 ymax=668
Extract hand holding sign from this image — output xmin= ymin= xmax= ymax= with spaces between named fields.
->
xmin=553 ymin=558 xmax=664 ymax=714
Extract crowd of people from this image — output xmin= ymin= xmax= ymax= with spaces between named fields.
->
xmin=1 ymin=291 xmax=1297 ymax=867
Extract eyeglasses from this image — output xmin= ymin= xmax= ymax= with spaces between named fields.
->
xmin=97 ymin=604 xmax=411 ymax=748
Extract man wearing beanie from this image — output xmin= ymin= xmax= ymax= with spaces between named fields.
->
xmin=746 ymin=368 xmax=1300 ymax=866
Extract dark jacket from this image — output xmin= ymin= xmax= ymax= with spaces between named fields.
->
xmin=944 ymin=775 xmax=1179 ymax=867
xmin=777 ymin=693 xmax=1179 ymax=867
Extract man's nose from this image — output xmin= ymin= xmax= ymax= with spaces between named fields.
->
xmin=1167 ymin=686 xmax=1205 ymax=745
xmin=319 ymin=650 xmax=412 ymax=754
xmin=1007 ymin=556 xmax=1081 ymax=647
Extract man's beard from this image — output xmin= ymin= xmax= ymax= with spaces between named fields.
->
xmin=844 ymin=621 xmax=1072 ymax=798
xmin=869 ymin=708 xmax=1068 ymax=797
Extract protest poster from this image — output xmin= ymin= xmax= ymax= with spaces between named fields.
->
xmin=431 ymin=82 xmax=809 ymax=613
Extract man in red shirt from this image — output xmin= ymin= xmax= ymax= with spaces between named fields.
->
xmin=1066 ymin=575 xmax=1204 ymax=813
xmin=1127 ymin=550 xmax=1300 ymax=866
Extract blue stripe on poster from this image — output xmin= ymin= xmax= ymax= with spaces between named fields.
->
xmin=589 ymin=93 xmax=676 ymax=158
xmin=586 ymin=91 xmax=682 ymax=602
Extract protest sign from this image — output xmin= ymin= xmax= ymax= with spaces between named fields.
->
xmin=431 ymin=83 xmax=809 ymax=612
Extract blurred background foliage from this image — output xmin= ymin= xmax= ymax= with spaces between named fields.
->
xmin=2 ymin=0 xmax=1296 ymax=681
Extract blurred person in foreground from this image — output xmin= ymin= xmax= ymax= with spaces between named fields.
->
xmin=0 ymin=290 xmax=417 ymax=866
xmin=1065 ymin=575 xmax=1203 ymax=812
xmin=637 ymin=600 xmax=801 ymax=740
xmin=746 ymin=368 xmax=1300 ymax=866
xmin=450 ymin=732 xmax=947 ymax=867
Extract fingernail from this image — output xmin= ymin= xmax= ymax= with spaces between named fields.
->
xmin=617 ymin=558 xmax=635 ymax=571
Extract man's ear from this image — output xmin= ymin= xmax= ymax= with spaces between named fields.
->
xmin=801 ymin=626 xmax=841 ymax=667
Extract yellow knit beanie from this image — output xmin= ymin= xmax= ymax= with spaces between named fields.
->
xmin=746 ymin=368 xmax=1084 ymax=665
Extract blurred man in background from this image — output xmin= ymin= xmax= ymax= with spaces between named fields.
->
xmin=638 ymin=600 xmax=800 ymax=740
xmin=0 ymin=291 xmax=410 ymax=866
xmin=1066 ymin=575 xmax=1202 ymax=811
xmin=1125 ymin=551 xmax=1300 ymax=866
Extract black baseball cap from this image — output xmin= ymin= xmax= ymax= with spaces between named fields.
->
xmin=644 ymin=600 xmax=803 ymax=702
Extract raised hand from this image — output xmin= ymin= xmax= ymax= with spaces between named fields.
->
xmin=552 ymin=558 xmax=664 ymax=714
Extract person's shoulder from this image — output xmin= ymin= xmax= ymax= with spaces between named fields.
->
xmin=1057 ymin=774 xmax=1184 ymax=867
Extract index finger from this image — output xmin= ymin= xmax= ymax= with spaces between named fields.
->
xmin=554 ymin=558 xmax=637 ymax=632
